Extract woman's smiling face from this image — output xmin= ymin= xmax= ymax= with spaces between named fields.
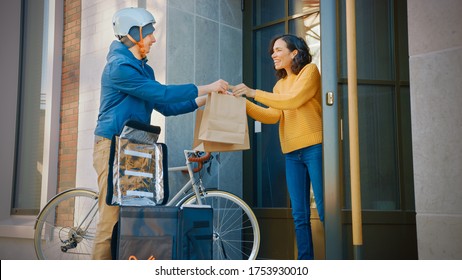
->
xmin=271 ymin=38 xmax=298 ymax=75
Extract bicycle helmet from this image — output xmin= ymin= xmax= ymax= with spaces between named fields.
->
xmin=112 ymin=7 xmax=156 ymax=37
xmin=112 ymin=7 xmax=156 ymax=58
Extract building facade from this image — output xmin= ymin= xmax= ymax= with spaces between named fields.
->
xmin=0 ymin=0 xmax=461 ymax=260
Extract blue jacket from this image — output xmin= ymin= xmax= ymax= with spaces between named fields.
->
xmin=95 ymin=41 xmax=198 ymax=139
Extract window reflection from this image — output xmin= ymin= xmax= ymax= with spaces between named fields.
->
xmin=14 ymin=0 xmax=45 ymax=213
xmin=289 ymin=1 xmax=320 ymax=68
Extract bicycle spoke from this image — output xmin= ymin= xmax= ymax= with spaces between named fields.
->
xmin=36 ymin=173 xmax=260 ymax=260
xmin=219 ymin=239 xmax=251 ymax=259
xmin=182 ymin=190 xmax=260 ymax=260
xmin=34 ymin=189 xmax=99 ymax=260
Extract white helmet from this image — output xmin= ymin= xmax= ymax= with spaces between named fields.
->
xmin=112 ymin=7 xmax=156 ymax=37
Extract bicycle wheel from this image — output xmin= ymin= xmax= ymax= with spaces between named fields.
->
xmin=179 ymin=190 xmax=260 ymax=260
xmin=34 ymin=188 xmax=99 ymax=260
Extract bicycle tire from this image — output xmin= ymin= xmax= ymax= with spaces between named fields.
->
xmin=178 ymin=190 xmax=260 ymax=260
xmin=34 ymin=188 xmax=99 ymax=260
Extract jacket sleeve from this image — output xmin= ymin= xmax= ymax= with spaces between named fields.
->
xmin=153 ymin=100 xmax=198 ymax=116
xmin=246 ymin=100 xmax=281 ymax=124
xmin=254 ymin=64 xmax=320 ymax=110
xmin=108 ymin=62 xmax=198 ymax=103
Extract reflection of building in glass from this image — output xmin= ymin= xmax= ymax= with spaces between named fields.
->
xmin=290 ymin=0 xmax=321 ymax=69
xmin=304 ymin=9 xmax=320 ymax=67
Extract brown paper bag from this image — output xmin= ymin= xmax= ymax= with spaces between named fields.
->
xmin=198 ymin=92 xmax=247 ymax=144
xmin=193 ymin=109 xmax=250 ymax=152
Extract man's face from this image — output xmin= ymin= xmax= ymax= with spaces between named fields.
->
xmin=143 ymin=33 xmax=156 ymax=54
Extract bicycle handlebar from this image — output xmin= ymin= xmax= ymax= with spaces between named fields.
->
xmin=187 ymin=152 xmax=211 ymax=163
xmin=187 ymin=152 xmax=212 ymax=173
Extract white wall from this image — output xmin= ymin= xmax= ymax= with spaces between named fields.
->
xmin=408 ymin=0 xmax=462 ymax=259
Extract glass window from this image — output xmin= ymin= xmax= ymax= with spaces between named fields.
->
xmin=253 ymin=0 xmax=285 ymax=26
xmin=339 ymin=0 xmax=410 ymax=211
xmin=397 ymin=0 xmax=409 ymax=81
xmin=399 ymin=86 xmax=414 ymax=210
xmin=254 ymin=24 xmax=284 ymax=91
xmin=288 ymin=6 xmax=320 ymax=68
xmin=339 ymin=0 xmax=394 ymax=80
xmin=341 ymin=85 xmax=400 ymax=210
xmin=289 ymin=0 xmax=319 ymax=16
xmin=253 ymin=24 xmax=287 ymax=207
xmin=13 ymin=0 xmax=46 ymax=214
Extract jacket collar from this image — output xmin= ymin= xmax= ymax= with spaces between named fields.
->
xmin=107 ymin=40 xmax=148 ymax=66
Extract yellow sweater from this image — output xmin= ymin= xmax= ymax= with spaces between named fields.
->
xmin=246 ymin=63 xmax=322 ymax=154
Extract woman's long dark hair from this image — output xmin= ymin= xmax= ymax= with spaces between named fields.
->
xmin=269 ymin=34 xmax=312 ymax=79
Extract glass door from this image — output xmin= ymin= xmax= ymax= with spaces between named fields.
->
xmin=243 ymin=0 xmax=336 ymax=259
xmin=337 ymin=0 xmax=416 ymax=259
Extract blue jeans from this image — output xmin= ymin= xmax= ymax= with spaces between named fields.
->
xmin=285 ymin=144 xmax=324 ymax=260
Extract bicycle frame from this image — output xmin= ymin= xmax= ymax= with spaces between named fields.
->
xmin=166 ymin=150 xmax=205 ymax=206
xmin=35 ymin=149 xmax=260 ymax=260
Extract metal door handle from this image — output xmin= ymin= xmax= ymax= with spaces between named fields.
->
xmin=326 ymin=92 xmax=334 ymax=106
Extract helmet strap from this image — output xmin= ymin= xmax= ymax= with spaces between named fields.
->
xmin=126 ymin=26 xmax=147 ymax=59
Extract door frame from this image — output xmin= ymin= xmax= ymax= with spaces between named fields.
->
xmin=320 ymin=0 xmax=343 ymax=259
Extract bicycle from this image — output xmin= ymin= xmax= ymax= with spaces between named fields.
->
xmin=34 ymin=150 xmax=260 ymax=260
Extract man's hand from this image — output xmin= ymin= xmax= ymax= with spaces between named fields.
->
xmin=198 ymin=79 xmax=229 ymax=96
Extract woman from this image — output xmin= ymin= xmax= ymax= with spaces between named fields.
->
xmin=232 ymin=34 xmax=323 ymax=260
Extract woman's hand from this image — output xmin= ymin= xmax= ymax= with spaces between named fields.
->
xmin=198 ymin=79 xmax=229 ymax=96
xmin=231 ymin=83 xmax=256 ymax=98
